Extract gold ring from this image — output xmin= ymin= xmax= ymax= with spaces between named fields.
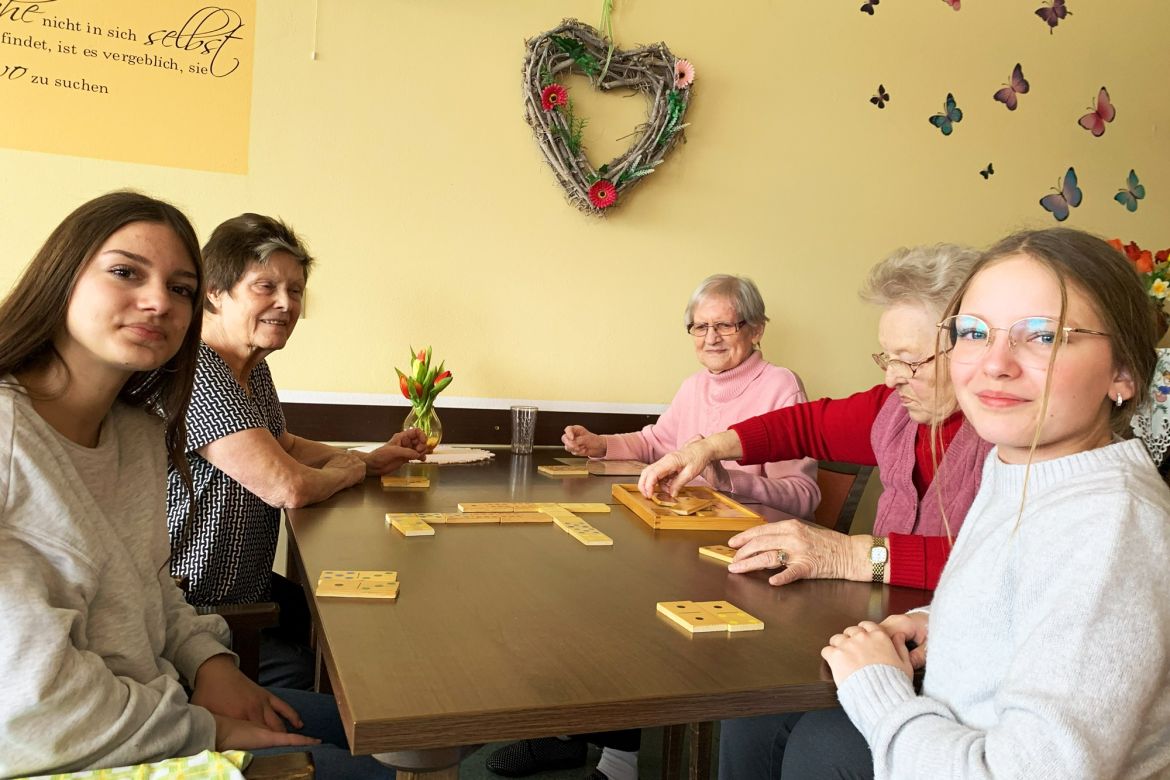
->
xmin=775 ymin=548 xmax=788 ymax=566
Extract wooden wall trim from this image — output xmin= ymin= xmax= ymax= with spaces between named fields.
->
xmin=281 ymin=402 xmax=659 ymax=446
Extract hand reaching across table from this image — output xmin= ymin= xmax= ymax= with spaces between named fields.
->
xmin=562 ymin=425 xmax=607 ymax=458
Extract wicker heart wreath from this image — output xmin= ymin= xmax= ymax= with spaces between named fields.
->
xmin=523 ymin=19 xmax=693 ymax=215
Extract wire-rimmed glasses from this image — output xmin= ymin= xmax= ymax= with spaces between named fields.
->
xmin=938 ymin=314 xmax=1110 ymax=368
xmin=872 ymin=352 xmax=937 ymax=378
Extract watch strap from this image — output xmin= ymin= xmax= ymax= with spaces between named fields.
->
xmin=870 ymin=536 xmax=888 ymax=583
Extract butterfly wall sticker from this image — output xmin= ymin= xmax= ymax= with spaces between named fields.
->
xmin=1036 ymin=0 xmax=1071 ymax=33
xmin=929 ymin=93 xmax=963 ymax=136
xmin=1115 ymin=170 xmax=1145 ymax=212
xmin=1039 ymin=167 xmax=1082 ymax=222
xmin=942 ymin=0 xmax=960 ymax=9
xmin=993 ymin=64 xmax=1030 ymax=111
xmin=1079 ymin=87 xmax=1115 ymax=137
xmin=980 ymin=163 xmax=995 ymax=180
xmin=870 ymin=84 xmax=890 ymax=109
xmin=860 ymin=0 xmax=879 ymax=14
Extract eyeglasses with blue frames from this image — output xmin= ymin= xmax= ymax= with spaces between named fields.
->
xmin=687 ymin=320 xmax=747 ymax=338
xmin=938 ymin=314 xmax=1110 ymax=369
xmin=872 ymin=352 xmax=937 ymax=378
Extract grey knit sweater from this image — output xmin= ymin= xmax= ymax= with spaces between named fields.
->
xmin=838 ymin=439 xmax=1170 ymax=779
xmin=0 ymin=384 xmax=231 ymax=776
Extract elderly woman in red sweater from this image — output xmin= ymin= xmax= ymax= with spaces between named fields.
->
xmin=641 ymin=243 xmax=990 ymax=593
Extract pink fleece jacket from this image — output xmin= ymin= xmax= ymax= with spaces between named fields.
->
xmin=602 ymin=351 xmax=820 ymax=519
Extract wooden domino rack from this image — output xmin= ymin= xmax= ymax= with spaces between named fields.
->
xmin=611 ymin=484 xmax=763 ymax=531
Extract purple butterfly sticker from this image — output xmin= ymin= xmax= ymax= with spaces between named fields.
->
xmin=993 ymin=64 xmax=1030 ymax=111
xmin=1039 ymin=167 xmax=1082 ymax=222
xmin=1036 ymin=0 xmax=1071 ymax=33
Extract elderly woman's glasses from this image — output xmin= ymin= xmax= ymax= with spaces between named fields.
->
xmin=687 ymin=320 xmax=747 ymax=337
xmin=872 ymin=352 xmax=936 ymax=378
xmin=938 ymin=314 xmax=1110 ymax=368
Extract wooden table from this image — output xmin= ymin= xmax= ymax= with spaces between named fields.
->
xmin=286 ymin=448 xmax=928 ymax=776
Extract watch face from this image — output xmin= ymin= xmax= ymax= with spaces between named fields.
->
xmin=871 ymin=547 xmax=888 ymax=564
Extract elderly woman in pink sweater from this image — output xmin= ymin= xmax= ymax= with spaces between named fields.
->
xmin=485 ymin=276 xmax=817 ymax=780
xmin=562 ymin=274 xmax=820 ymax=520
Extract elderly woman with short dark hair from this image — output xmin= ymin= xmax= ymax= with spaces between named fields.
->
xmin=165 ymin=213 xmax=425 ymax=690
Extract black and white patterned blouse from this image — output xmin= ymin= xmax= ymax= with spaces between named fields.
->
xmin=166 ymin=342 xmax=286 ymax=605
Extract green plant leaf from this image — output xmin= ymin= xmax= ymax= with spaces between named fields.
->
xmin=550 ymin=34 xmax=599 ymax=76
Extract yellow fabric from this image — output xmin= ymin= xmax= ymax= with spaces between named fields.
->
xmin=19 ymin=750 xmax=250 ymax=780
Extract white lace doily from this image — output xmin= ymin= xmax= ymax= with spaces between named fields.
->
xmin=420 ymin=446 xmax=495 ymax=464
xmin=349 ymin=443 xmax=494 ymax=465
xmin=1132 ymin=348 xmax=1170 ymax=465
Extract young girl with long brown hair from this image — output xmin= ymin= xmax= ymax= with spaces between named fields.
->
xmin=0 ymin=192 xmax=388 ymax=778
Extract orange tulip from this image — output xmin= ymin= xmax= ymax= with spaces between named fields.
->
xmin=1137 ymin=250 xmax=1155 ymax=274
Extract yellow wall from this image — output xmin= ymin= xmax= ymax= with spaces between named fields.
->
xmin=2 ymin=0 xmax=1167 ymax=407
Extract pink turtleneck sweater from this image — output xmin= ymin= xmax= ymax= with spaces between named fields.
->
xmin=602 ymin=351 xmax=820 ymax=519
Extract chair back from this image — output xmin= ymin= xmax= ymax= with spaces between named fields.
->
xmin=812 ymin=461 xmax=874 ymax=534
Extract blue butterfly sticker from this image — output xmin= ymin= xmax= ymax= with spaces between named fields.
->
xmin=1114 ymin=169 xmax=1145 ymax=212
xmin=1039 ymin=167 xmax=1082 ymax=222
xmin=929 ymin=93 xmax=963 ymax=135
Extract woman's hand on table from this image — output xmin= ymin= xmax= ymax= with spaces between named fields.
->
xmin=562 ymin=425 xmax=607 ymax=458
xmin=213 ymin=714 xmax=320 ymax=751
xmin=726 ymin=522 xmax=870 ymax=586
xmin=390 ymin=427 xmax=431 ymax=455
xmin=359 ymin=431 xmax=428 ymax=476
xmin=821 ymin=620 xmax=914 ymax=687
xmin=638 ymin=430 xmax=743 ymax=499
xmin=192 ymin=654 xmax=302 ymax=733
xmin=880 ymin=611 xmax=930 ymax=669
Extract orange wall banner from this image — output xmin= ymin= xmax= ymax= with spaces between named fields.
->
xmin=0 ymin=1 xmax=256 ymax=173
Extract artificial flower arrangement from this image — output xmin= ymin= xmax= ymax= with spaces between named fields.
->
xmin=395 ymin=346 xmax=452 ymax=447
xmin=1109 ymin=239 xmax=1170 ymax=338
xmin=523 ymin=17 xmax=693 ymax=214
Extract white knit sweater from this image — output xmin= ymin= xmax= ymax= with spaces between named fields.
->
xmin=838 ymin=439 xmax=1170 ymax=779
xmin=0 ymin=383 xmax=231 ymax=776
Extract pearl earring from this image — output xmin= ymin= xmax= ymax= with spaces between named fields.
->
xmin=1115 ymin=393 xmax=1124 ymax=407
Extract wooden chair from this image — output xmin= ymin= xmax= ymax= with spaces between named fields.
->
xmin=195 ymin=601 xmax=280 ymax=682
xmin=244 ymin=752 xmax=314 ymax=778
xmin=663 ymin=460 xmax=875 ymax=778
xmin=175 ymin=576 xmax=280 ymax=682
xmin=812 ymin=460 xmax=875 ymax=534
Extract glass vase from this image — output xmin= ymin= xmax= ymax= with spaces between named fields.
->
xmin=403 ymin=406 xmax=442 ymax=449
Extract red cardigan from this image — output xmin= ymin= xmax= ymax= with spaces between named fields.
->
xmin=729 ymin=384 xmax=961 ymax=590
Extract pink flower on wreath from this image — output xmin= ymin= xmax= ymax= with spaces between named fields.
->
xmin=674 ymin=59 xmax=695 ymax=89
xmin=588 ymin=180 xmax=617 ymax=209
xmin=540 ymin=83 xmax=568 ymax=111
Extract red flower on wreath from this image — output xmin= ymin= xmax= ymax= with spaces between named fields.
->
xmin=540 ymin=83 xmax=568 ymax=111
xmin=588 ymin=180 xmax=617 ymax=209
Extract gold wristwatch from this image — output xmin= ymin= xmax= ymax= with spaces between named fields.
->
xmin=870 ymin=536 xmax=888 ymax=583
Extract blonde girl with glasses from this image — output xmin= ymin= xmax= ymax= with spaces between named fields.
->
xmin=812 ymin=228 xmax=1170 ymax=778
